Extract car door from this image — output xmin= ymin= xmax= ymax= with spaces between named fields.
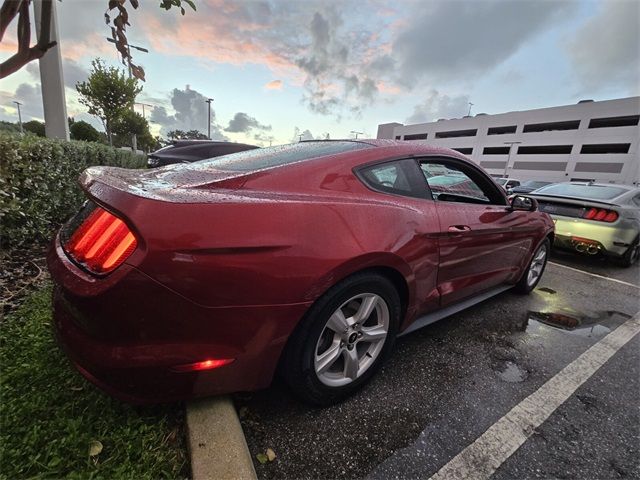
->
xmin=419 ymin=158 xmax=530 ymax=306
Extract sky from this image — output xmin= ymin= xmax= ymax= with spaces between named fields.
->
xmin=0 ymin=0 xmax=638 ymax=146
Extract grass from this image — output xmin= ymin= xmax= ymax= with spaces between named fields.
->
xmin=0 ymin=284 xmax=189 ymax=479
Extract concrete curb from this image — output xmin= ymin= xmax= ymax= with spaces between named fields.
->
xmin=187 ymin=396 xmax=257 ymax=480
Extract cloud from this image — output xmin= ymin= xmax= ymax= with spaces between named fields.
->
xmin=0 ymin=83 xmax=44 ymax=121
xmin=224 ymin=112 xmax=271 ymax=133
xmin=391 ymin=0 xmax=574 ymax=85
xmin=149 ymin=85 xmax=228 ymax=140
xmin=253 ymin=131 xmax=275 ymax=146
xmin=566 ymin=0 xmax=640 ymax=93
xmin=2 ymin=0 xmax=578 ymax=124
xmin=264 ymin=80 xmax=283 ymax=90
xmin=140 ymin=1 xmax=390 ymax=118
xmin=294 ymin=9 xmax=383 ymax=116
xmin=291 ymin=127 xmax=314 ymax=142
xmin=26 ymin=59 xmax=89 ymax=89
xmin=406 ymin=90 xmax=470 ymax=124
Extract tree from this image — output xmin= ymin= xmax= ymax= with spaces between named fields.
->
xmin=22 ymin=119 xmax=45 ymax=136
xmin=0 ymin=0 xmax=55 ymax=79
xmin=137 ymin=131 xmax=162 ymax=152
xmin=112 ymin=109 xmax=157 ymax=151
xmin=70 ymin=120 xmax=102 ymax=142
xmin=112 ymin=109 xmax=147 ymax=137
xmin=0 ymin=0 xmax=196 ymax=80
xmin=76 ymin=58 xmax=141 ymax=145
xmin=167 ymin=129 xmax=208 ymax=140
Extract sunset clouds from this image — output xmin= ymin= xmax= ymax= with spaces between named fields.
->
xmin=1 ymin=0 xmax=637 ymax=145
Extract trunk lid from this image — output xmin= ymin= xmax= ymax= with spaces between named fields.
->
xmin=80 ymin=164 xmax=250 ymax=202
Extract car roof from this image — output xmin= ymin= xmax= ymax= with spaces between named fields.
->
xmin=300 ymin=139 xmax=472 ymax=161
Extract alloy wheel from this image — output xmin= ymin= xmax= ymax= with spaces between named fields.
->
xmin=527 ymin=244 xmax=548 ymax=287
xmin=314 ymin=293 xmax=389 ymax=387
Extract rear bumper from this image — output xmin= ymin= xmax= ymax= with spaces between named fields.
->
xmin=551 ymin=216 xmax=637 ymax=257
xmin=48 ymin=240 xmax=311 ymax=403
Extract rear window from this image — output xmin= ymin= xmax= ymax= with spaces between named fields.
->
xmin=188 ymin=141 xmax=372 ymax=172
xmin=534 ymin=184 xmax=628 ymax=200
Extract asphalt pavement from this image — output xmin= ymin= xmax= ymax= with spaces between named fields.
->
xmin=236 ymin=252 xmax=640 ymax=480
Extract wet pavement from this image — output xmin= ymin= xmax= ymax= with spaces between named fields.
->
xmin=235 ymin=255 xmax=639 ymax=480
xmin=550 ymin=249 xmax=640 ymax=286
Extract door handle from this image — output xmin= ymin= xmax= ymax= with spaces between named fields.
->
xmin=448 ymin=225 xmax=471 ymax=233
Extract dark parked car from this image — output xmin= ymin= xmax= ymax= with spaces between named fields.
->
xmin=512 ymin=180 xmax=553 ymax=194
xmin=48 ymin=140 xmax=554 ymax=405
xmin=147 ymin=140 xmax=258 ymax=167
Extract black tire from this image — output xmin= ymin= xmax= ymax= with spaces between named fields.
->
xmin=514 ymin=238 xmax=550 ymax=294
xmin=281 ymin=272 xmax=401 ymax=406
xmin=618 ymin=235 xmax=639 ymax=268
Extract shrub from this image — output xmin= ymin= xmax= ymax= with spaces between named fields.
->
xmin=23 ymin=120 xmax=46 ymax=137
xmin=0 ymin=132 xmax=146 ymax=249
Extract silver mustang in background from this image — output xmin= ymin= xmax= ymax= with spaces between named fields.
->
xmin=528 ymin=182 xmax=640 ymax=267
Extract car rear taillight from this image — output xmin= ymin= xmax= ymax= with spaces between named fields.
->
xmin=582 ymin=208 xmax=618 ymax=223
xmin=63 ymin=205 xmax=137 ymax=274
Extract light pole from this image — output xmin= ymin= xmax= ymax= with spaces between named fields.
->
xmin=298 ymin=134 xmax=303 ymax=142
xmin=503 ymin=141 xmax=522 ymax=178
xmin=13 ymin=101 xmax=23 ymax=134
xmin=106 ymin=38 xmax=148 ymax=150
xmin=350 ymin=130 xmax=364 ymax=139
xmin=136 ymin=102 xmax=154 ymax=119
xmin=205 ymin=98 xmax=214 ymax=139
xmin=467 ymin=102 xmax=474 ymax=116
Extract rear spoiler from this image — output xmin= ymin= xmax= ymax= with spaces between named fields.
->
xmin=528 ymin=194 xmax=619 ymax=207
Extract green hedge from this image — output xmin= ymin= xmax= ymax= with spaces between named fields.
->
xmin=0 ymin=133 xmax=146 ymax=249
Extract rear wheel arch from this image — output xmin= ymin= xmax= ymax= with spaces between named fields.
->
xmin=301 ymin=253 xmax=414 ymax=316
xmin=547 ymin=231 xmax=555 ymax=246
xmin=360 ymin=266 xmax=409 ymax=322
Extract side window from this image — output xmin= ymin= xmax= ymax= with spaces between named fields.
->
xmin=358 ymin=159 xmax=426 ymax=199
xmin=633 ymin=194 xmax=640 ymax=207
xmin=420 ymin=161 xmax=505 ymax=205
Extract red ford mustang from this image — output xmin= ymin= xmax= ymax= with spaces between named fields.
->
xmin=48 ymin=140 xmax=554 ymax=405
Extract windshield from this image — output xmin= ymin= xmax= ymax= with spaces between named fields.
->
xmin=187 ymin=141 xmax=372 ymax=172
xmin=534 ymin=184 xmax=628 ymax=200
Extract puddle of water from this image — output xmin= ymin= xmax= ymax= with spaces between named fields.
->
xmin=525 ymin=310 xmax=631 ymax=339
xmin=497 ymin=361 xmax=528 ymax=383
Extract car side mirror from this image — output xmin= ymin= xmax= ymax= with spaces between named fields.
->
xmin=510 ymin=195 xmax=538 ymax=212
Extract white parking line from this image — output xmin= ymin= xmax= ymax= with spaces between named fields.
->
xmin=429 ymin=312 xmax=640 ymax=480
xmin=548 ymin=261 xmax=640 ymax=289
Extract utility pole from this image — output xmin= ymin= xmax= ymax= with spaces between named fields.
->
xmin=205 ymin=98 xmax=214 ymax=139
xmin=106 ymin=38 xmax=148 ymax=151
xmin=467 ymin=102 xmax=474 ymax=116
xmin=136 ymin=103 xmax=153 ymax=119
xmin=350 ymin=130 xmax=364 ymax=139
xmin=503 ymin=141 xmax=522 ymax=178
xmin=34 ymin=0 xmax=69 ymax=140
xmin=13 ymin=101 xmax=23 ymax=133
